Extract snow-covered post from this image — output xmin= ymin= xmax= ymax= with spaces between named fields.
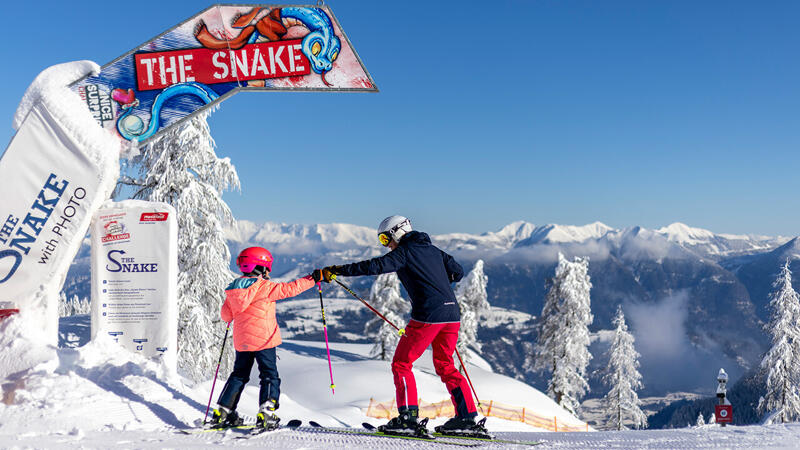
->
xmin=714 ymin=368 xmax=732 ymax=426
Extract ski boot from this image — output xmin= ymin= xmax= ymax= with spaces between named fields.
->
xmin=207 ymin=406 xmax=243 ymax=429
xmin=256 ymin=399 xmax=280 ymax=431
xmin=434 ymin=416 xmax=492 ymax=439
xmin=378 ymin=408 xmax=431 ymax=438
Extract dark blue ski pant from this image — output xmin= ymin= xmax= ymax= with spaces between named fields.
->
xmin=217 ymin=347 xmax=280 ymax=410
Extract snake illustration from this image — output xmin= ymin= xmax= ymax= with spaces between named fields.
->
xmin=115 ymin=82 xmax=219 ymax=142
xmin=195 ymin=7 xmax=341 ymax=86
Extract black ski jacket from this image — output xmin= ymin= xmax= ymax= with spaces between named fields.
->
xmin=337 ymin=231 xmax=464 ymax=323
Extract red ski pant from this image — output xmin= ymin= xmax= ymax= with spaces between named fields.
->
xmin=391 ymin=320 xmax=477 ymax=417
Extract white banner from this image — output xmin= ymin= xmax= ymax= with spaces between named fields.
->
xmin=0 ymin=101 xmax=117 ymax=344
xmin=91 ymin=201 xmax=177 ymax=370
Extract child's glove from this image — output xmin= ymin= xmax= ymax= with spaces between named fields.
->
xmin=311 ymin=269 xmax=324 ymax=283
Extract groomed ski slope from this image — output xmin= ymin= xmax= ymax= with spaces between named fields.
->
xmin=1 ymin=314 xmax=799 ymax=449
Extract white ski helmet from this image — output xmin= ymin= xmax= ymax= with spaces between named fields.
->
xmin=377 ymin=215 xmax=412 ymax=246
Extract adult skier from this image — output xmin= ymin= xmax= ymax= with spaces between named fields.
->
xmin=322 ymin=215 xmax=487 ymax=437
xmin=209 ymin=246 xmax=324 ymax=430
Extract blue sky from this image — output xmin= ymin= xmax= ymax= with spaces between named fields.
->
xmin=1 ymin=1 xmax=798 ymax=236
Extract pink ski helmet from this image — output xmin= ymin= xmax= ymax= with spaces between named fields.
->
xmin=236 ymin=247 xmax=273 ymax=274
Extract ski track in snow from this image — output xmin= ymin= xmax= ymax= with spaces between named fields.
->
xmin=2 ymin=316 xmax=800 ymax=448
xmin=4 ymin=425 xmax=800 ymax=449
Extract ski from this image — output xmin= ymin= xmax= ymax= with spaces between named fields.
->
xmin=363 ymin=422 xmax=542 ymax=447
xmin=305 ymin=421 xmax=481 ymax=447
xmin=237 ymin=419 xmax=303 ymax=437
xmin=178 ymin=418 xmax=302 ymax=435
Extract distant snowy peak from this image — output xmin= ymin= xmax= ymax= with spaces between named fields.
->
xmin=516 ymin=222 xmax=613 ymax=246
xmin=493 ymin=221 xmax=538 ymax=242
xmin=655 ymin=222 xmax=789 ymax=258
xmin=226 ymin=220 xmax=376 ymax=249
xmin=657 ymin=223 xmax=716 ymax=244
xmin=226 ymin=219 xmax=790 ymax=260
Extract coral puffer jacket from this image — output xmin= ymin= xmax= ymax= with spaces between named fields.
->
xmin=221 ymin=275 xmax=315 ymax=352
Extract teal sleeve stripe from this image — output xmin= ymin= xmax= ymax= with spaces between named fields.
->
xmin=225 ymin=277 xmax=258 ymax=291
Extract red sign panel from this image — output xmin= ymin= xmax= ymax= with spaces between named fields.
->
xmin=140 ymin=212 xmax=169 ymax=222
xmin=134 ymin=39 xmax=310 ymax=91
xmin=0 ymin=309 xmax=19 ymax=320
xmin=714 ymin=404 xmax=733 ymax=424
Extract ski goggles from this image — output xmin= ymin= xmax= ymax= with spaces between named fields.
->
xmin=378 ymin=232 xmax=392 ymax=247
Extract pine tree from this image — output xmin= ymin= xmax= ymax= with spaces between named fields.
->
xmin=365 ymin=273 xmax=409 ymax=360
xmin=58 ymin=293 xmax=90 ymax=317
xmin=530 ymin=253 xmax=593 ymax=415
xmin=758 ymin=258 xmax=800 ymax=423
xmin=696 ymin=412 xmax=705 ymax=427
xmin=601 ymin=305 xmax=647 ymax=430
xmin=454 ymin=259 xmax=491 ymax=362
xmin=117 ymin=112 xmax=240 ymax=381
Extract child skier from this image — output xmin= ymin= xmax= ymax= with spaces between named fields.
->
xmin=210 ymin=246 xmax=323 ymax=430
xmin=321 ymin=215 xmax=488 ymax=437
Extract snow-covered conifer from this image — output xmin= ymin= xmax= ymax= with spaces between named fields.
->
xmin=530 ymin=253 xmax=593 ymax=415
xmin=758 ymin=258 xmax=800 ymax=423
xmin=117 ymin=112 xmax=240 ymax=381
xmin=58 ymin=293 xmax=90 ymax=317
xmin=601 ymin=305 xmax=647 ymax=430
xmin=696 ymin=412 xmax=705 ymax=427
xmin=454 ymin=259 xmax=491 ymax=362
xmin=365 ymin=273 xmax=409 ymax=360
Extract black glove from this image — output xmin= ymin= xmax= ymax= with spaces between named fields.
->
xmin=311 ymin=269 xmax=324 ymax=283
xmin=322 ymin=265 xmax=342 ymax=283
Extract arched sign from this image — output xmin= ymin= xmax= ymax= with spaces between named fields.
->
xmin=71 ymin=4 xmax=378 ymax=143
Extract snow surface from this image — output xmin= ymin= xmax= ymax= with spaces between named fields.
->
xmin=3 ymin=314 xmax=800 ymax=449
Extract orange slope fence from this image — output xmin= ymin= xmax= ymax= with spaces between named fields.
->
xmin=365 ymin=398 xmax=589 ymax=432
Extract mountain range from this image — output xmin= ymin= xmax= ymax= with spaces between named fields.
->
xmin=62 ymin=220 xmax=797 ymax=399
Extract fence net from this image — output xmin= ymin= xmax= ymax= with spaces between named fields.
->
xmin=365 ymin=398 xmax=589 ymax=432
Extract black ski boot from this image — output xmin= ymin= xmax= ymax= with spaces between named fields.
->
xmin=256 ymin=399 xmax=281 ymax=431
xmin=378 ymin=408 xmax=431 ymax=438
xmin=208 ymin=407 xmax=243 ymax=429
xmin=435 ymin=416 xmax=492 ymax=439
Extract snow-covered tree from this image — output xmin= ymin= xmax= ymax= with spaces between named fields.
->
xmin=454 ymin=259 xmax=491 ymax=362
xmin=58 ymin=293 xmax=90 ymax=317
xmin=758 ymin=258 xmax=800 ymax=423
xmin=695 ymin=412 xmax=705 ymax=427
xmin=601 ymin=305 xmax=647 ymax=430
xmin=708 ymin=413 xmax=715 ymax=425
xmin=530 ymin=253 xmax=593 ymax=415
xmin=117 ymin=112 xmax=240 ymax=381
xmin=365 ymin=273 xmax=409 ymax=360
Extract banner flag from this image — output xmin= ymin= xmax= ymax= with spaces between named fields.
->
xmin=0 ymin=86 xmax=119 ymax=344
xmin=71 ymin=4 xmax=377 ymax=143
xmin=90 ymin=201 xmax=178 ymax=370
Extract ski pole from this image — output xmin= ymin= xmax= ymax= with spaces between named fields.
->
xmin=204 ymin=321 xmax=231 ymax=424
xmin=331 ymin=275 xmax=405 ymax=336
xmin=454 ymin=346 xmax=482 ymax=409
xmin=317 ymin=282 xmax=336 ymax=395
